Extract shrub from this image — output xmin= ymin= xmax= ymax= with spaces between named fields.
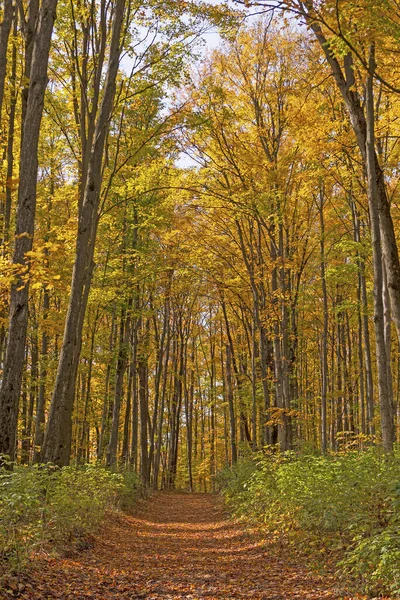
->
xmin=113 ymin=467 xmax=141 ymax=509
xmin=217 ymin=448 xmax=400 ymax=596
xmin=0 ymin=463 xmax=137 ymax=574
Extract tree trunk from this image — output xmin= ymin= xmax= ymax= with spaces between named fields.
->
xmin=0 ymin=0 xmax=13 ymax=122
xmin=2 ymin=12 xmax=17 ymax=246
xmin=0 ymin=0 xmax=58 ymax=461
xmin=107 ymin=307 xmax=130 ymax=467
xmin=130 ymin=322 xmax=139 ymax=470
xmin=33 ymin=288 xmax=50 ymax=462
xmin=138 ymin=327 xmax=149 ymax=488
xmin=303 ymin=8 xmax=400 ymax=346
xmin=41 ymin=0 xmax=126 ymax=465
xmin=319 ymin=191 xmax=329 ymax=452
xmin=225 ymin=343 xmax=238 ymax=463
xmin=153 ymin=316 xmax=170 ymax=489
xmin=365 ymin=55 xmax=394 ymax=452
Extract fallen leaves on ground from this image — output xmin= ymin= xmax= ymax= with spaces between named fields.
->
xmin=0 ymin=493 xmax=389 ymax=599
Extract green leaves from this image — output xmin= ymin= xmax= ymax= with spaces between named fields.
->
xmin=0 ymin=464 xmax=136 ymax=575
xmin=218 ymin=448 xmax=400 ymax=596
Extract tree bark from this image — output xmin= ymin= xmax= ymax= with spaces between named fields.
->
xmin=0 ymin=0 xmax=13 ymax=121
xmin=319 ymin=191 xmax=329 ymax=452
xmin=225 ymin=342 xmax=238 ymax=463
xmin=365 ymin=53 xmax=394 ymax=452
xmin=41 ymin=0 xmax=126 ymax=465
xmin=138 ymin=323 xmax=149 ymax=488
xmin=0 ymin=0 xmax=58 ymax=461
xmin=33 ymin=288 xmax=49 ymax=462
xmin=107 ymin=307 xmax=130 ymax=467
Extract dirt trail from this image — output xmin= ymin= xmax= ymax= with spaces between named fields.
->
xmin=17 ymin=493 xmax=342 ymax=599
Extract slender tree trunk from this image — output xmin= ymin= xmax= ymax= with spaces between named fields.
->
xmin=352 ymin=205 xmax=373 ymax=436
xmin=251 ymin=320 xmax=257 ymax=451
xmin=33 ymin=288 xmax=50 ymax=462
xmin=365 ymin=55 xmax=394 ymax=452
xmin=0 ymin=0 xmax=13 ymax=122
xmin=2 ymin=13 xmax=17 ymax=246
xmin=107 ymin=307 xmax=130 ymax=467
xmin=148 ymin=304 xmax=168 ymax=482
xmin=97 ymin=312 xmax=116 ymax=459
xmin=22 ymin=332 xmax=38 ymax=462
xmin=221 ymin=297 xmax=252 ymax=446
xmin=226 ymin=343 xmax=238 ymax=463
xmin=0 ymin=0 xmax=58 ymax=461
xmin=121 ymin=366 xmax=133 ymax=463
xmin=153 ymin=317 xmax=170 ymax=489
xmin=138 ymin=324 xmax=149 ymax=487
xmin=41 ymin=0 xmax=126 ymax=465
xmin=78 ymin=328 xmax=96 ymax=464
xmin=382 ymin=260 xmax=394 ymax=431
xmin=319 ymin=191 xmax=329 ymax=452
xmin=130 ymin=321 xmax=139 ymax=470
xmin=185 ymin=341 xmax=194 ymax=491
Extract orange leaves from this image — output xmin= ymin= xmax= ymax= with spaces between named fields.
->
xmin=266 ymin=406 xmax=301 ymax=426
xmin=14 ymin=493 xmax=340 ymax=600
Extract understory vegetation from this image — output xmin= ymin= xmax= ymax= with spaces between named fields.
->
xmin=0 ymin=464 xmax=139 ymax=577
xmin=217 ymin=449 xmax=400 ymax=597
xmin=2 ymin=0 xmax=400 ymax=595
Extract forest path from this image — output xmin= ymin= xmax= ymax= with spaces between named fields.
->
xmin=25 ymin=493 xmax=342 ymax=599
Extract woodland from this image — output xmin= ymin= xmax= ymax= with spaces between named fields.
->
xmin=1 ymin=0 xmax=400 ymax=597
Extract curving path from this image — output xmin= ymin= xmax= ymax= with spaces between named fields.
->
xmin=13 ymin=493 xmax=347 ymax=599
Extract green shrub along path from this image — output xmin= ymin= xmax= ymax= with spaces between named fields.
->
xmin=3 ymin=492 xmax=339 ymax=600
xmin=0 ymin=465 xmax=139 ymax=579
xmin=218 ymin=449 xmax=400 ymax=599
xmin=1 ymin=449 xmax=399 ymax=598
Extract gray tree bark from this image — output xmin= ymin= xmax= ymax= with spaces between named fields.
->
xmin=365 ymin=51 xmax=394 ymax=452
xmin=318 ymin=190 xmax=328 ymax=452
xmin=0 ymin=0 xmax=58 ymax=460
xmin=41 ymin=0 xmax=126 ymax=465
xmin=0 ymin=0 xmax=13 ymax=121
xmin=107 ymin=307 xmax=130 ymax=467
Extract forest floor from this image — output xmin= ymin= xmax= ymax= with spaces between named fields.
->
xmin=2 ymin=493 xmax=374 ymax=600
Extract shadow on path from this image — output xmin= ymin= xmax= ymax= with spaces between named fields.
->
xmin=18 ymin=492 xmax=343 ymax=599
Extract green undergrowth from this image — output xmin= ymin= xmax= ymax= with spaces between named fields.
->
xmin=0 ymin=463 xmax=140 ymax=577
xmin=216 ymin=448 xmax=400 ymax=598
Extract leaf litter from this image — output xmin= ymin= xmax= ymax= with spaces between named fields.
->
xmin=0 ymin=493 xmax=389 ymax=600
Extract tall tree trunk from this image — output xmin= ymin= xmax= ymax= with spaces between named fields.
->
xmin=302 ymin=7 xmax=400 ymax=347
xmin=107 ymin=307 xmax=130 ymax=467
xmin=220 ymin=297 xmax=252 ymax=446
xmin=41 ymin=0 xmax=126 ymax=465
xmin=153 ymin=316 xmax=170 ymax=489
xmin=130 ymin=322 xmax=139 ymax=470
xmin=22 ymin=331 xmax=38 ymax=462
xmin=138 ymin=323 xmax=149 ymax=488
xmin=352 ymin=204 xmax=374 ymax=436
xmin=121 ymin=366 xmax=133 ymax=463
xmin=225 ymin=342 xmax=238 ymax=463
xmin=184 ymin=341 xmax=194 ymax=491
xmin=97 ymin=311 xmax=116 ymax=459
xmin=78 ymin=328 xmax=96 ymax=464
xmin=319 ymin=191 xmax=329 ymax=452
xmin=0 ymin=0 xmax=13 ymax=122
xmin=148 ymin=303 xmax=168 ymax=483
xmin=33 ymin=288 xmax=49 ymax=462
xmin=2 ymin=12 xmax=17 ymax=246
xmin=0 ymin=0 xmax=58 ymax=461
xmin=365 ymin=54 xmax=394 ymax=452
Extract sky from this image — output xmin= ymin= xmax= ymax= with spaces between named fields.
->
xmin=175 ymin=0 xmax=268 ymax=167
